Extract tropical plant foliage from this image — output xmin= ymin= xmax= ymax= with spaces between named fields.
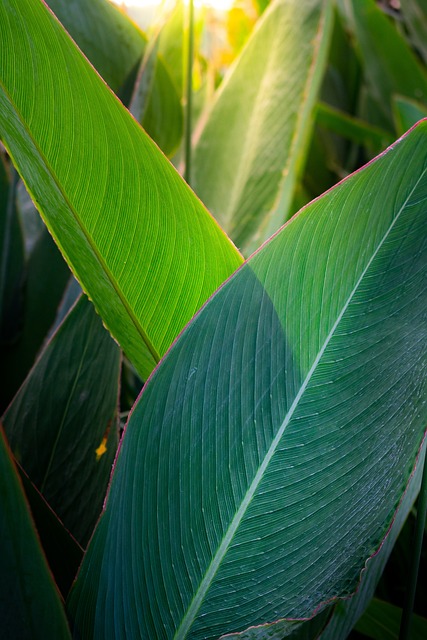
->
xmin=0 ymin=0 xmax=426 ymax=638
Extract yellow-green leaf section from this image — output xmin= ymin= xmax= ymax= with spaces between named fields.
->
xmin=0 ymin=0 xmax=242 ymax=380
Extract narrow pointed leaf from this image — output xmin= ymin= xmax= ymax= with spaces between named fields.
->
xmin=400 ymin=0 xmax=427 ymax=65
xmin=129 ymin=38 xmax=183 ymax=158
xmin=0 ymin=225 xmax=70 ymax=413
xmin=68 ymin=123 xmax=427 ymax=639
xmin=393 ymin=96 xmax=427 ymax=136
xmin=355 ymin=598 xmax=427 ymax=640
xmin=3 ymin=295 xmax=120 ymax=547
xmin=346 ymin=0 xmax=427 ymax=126
xmin=0 ymin=427 xmax=71 ymax=638
xmin=192 ymin=0 xmax=333 ymax=255
xmin=17 ymin=463 xmax=84 ymax=599
xmin=0 ymin=0 xmax=242 ymax=381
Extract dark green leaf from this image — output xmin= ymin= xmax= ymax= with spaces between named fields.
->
xmin=3 ymin=295 xmax=121 ymax=546
xmin=0 ymin=426 xmax=71 ymax=638
xmin=68 ymin=122 xmax=427 ymax=639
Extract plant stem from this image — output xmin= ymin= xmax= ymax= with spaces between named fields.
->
xmin=184 ymin=0 xmax=194 ymax=185
xmin=399 ymin=445 xmax=427 ymax=639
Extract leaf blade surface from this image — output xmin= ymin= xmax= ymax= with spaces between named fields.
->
xmin=0 ymin=0 xmax=242 ymax=380
xmin=68 ymin=124 xmax=427 ymax=638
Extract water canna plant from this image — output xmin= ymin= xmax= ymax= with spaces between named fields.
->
xmin=1 ymin=0 xmax=427 ymax=638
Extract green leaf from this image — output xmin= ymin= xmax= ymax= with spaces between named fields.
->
xmin=68 ymin=122 xmax=427 ymax=639
xmin=17 ymin=463 xmax=83 ymax=599
xmin=315 ymin=102 xmax=393 ymax=150
xmin=129 ymin=38 xmax=183 ymax=158
xmin=45 ymin=0 xmax=144 ymax=100
xmin=345 ymin=0 xmax=427 ymax=126
xmin=319 ymin=443 xmax=426 ymax=639
xmin=0 ymin=426 xmax=71 ymax=638
xmin=400 ymin=0 xmax=427 ymax=65
xmin=354 ymin=598 xmax=427 ymax=640
xmin=393 ymin=95 xmax=427 ymax=136
xmin=3 ymin=294 xmax=120 ymax=547
xmin=192 ymin=0 xmax=333 ymax=255
xmin=47 ymin=0 xmax=183 ymax=156
xmin=0 ymin=224 xmax=70 ymax=414
xmin=0 ymin=0 xmax=242 ymax=381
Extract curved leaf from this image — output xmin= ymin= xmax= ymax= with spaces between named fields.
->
xmin=319 ymin=443 xmax=427 ymax=639
xmin=3 ymin=295 xmax=120 ymax=547
xmin=0 ymin=0 xmax=242 ymax=381
xmin=192 ymin=0 xmax=333 ymax=255
xmin=0 ymin=427 xmax=71 ymax=639
xmin=68 ymin=123 xmax=427 ymax=638
xmin=47 ymin=0 xmax=183 ymax=155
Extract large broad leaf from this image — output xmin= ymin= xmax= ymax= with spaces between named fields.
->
xmin=68 ymin=122 xmax=427 ymax=639
xmin=192 ymin=0 xmax=333 ymax=255
xmin=0 ymin=426 xmax=71 ymax=638
xmin=0 ymin=0 xmax=242 ymax=381
xmin=3 ymin=294 xmax=120 ymax=547
xmin=345 ymin=0 xmax=427 ymax=127
xmin=46 ymin=0 xmax=183 ymax=156
xmin=319 ymin=443 xmax=426 ymax=638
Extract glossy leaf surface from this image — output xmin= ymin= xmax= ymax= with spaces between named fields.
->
xmin=0 ymin=0 xmax=242 ymax=381
xmin=0 ymin=427 xmax=71 ymax=638
xmin=47 ymin=0 xmax=183 ymax=155
xmin=3 ymin=295 xmax=120 ymax=547
xmin=192 ymin=0 xmax=333 ymax=255
xmin=68 ymin=123 xmax=427 ymax=639
xmin=320 ymin=444 xmax=426 ymax=639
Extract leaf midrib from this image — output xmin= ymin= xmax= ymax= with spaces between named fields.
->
xmin=0 ymin=75 xmax=161 ymax=366
xmin=173 ymin=165 xmax=427 ymax=639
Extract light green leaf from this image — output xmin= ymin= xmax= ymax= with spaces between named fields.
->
xmin=68 ymin=122 xmax=427 ymax=639
xmin=3 ymin=294 xmax=120 ymax=547
xmin=0 ymin=0 xmax=242 ymax=381
xmin=345 ymin=0 xmax=427 ymax=126
xmin=47 ymin=0 xmax=183 ymax=156
xmin=0 ymin=426 xmax=71 ymax=639
xmin=129 ymin=38 xmax=183 ymax=158
xmin=192 ymin=0 xmax=333 ymax=255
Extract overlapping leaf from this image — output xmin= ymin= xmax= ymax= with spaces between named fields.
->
xmin=0 ymin=427 xmax=71 ymax=638
xmin=46 ymin=0 xmax=183 ymax=155
xmin=0 ymin=0 xmax=242 ymax=381
xmin=3 ymin=295 xmax=120 ymax=547
xmin=68 ymin=123 xmax=427 ymax=638
xmin=192 ymin=0 xmax=333 ymax=255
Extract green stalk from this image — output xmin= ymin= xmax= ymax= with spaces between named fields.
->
xmin=184 ymin=0 xmax=194 ymax=185
xmin=399 ymin=446 xmax=427 ymax=639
